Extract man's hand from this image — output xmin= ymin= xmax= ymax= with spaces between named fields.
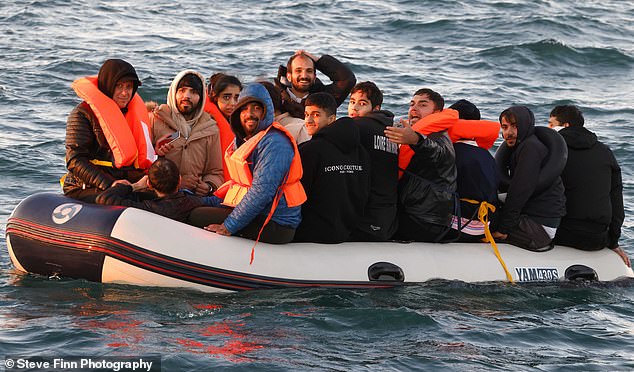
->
xmin=111 ymin=179 xmax=132 ymax=187
xmin=295 ymin=50 xmax=318 ymax=62
xmin=194 ymin=180 xmax=212 ymax=196
xmin=492 ymin=231 xmax=508 ymax=240
xmin=155 ymin=133 xmax=175 ymax=156
xmin=132 ymin=175 xmax=148 ymax=191
xmin=384 ymin=119 xmax=420 ymax=145
xmin=612 ymin=246 xmax=631 ymax=267
xmin=204 ymin=223 xmax=231 ymax=236
xmin=180 ymin=175 xmax=199 ymax=191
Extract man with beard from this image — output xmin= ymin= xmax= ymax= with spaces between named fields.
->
xmin=189 ymin=84 xmax=306 ymax=245
xmin=151 ymin=70 xmax=223 ymax=196
xmin=63 ymin=59 xmax=155 ymax=203
xmin=275 ymin=50 xmax=356 ymax=118
xmin=491 ymin=106 xmax=566 ymax=251
xmin=347 ymin=81 xmax=399 ymax=241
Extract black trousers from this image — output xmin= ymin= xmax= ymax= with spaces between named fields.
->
xmin=188 ymin=207 xmax=296 ymax=244
xmin=500 ymin=215 xmax=553 ymax=252
xmin=554 ymin=225 xmax=607 ymax=251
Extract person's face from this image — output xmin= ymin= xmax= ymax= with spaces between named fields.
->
xmin=304 ymin=105 xmax=336 ymax=136
xmin=240 ymin=102 xmax=264 ymax=138
xmin=348 ymin=91 xmax=376 ymax=118
xmin=176 ymin=86 xmax=201 ymax=116
xmin=287 ymin=55 xmax=316 ymax=94
xmin=408 ymin=94 xmax=438 ymax=123
xmin=548 ymin=116 xmax=563 ymax=129
xmin=216 ymin=84 xmax=241 ymax=118
xmin=113 ymin=80 xmax=134 ymax=109
xmin=501 ymin=117 xmax=519 ymax=147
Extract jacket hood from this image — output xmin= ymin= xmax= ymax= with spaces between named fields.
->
xmin=167 ymin=69 xmax=207 ymax=123
xmin=559 ymin=125 xmax=598 ymax=150
xmin=502 ymin=105 xmax=535 ymax=144
xmin=97 ymin=59 xmax=141 ymax=100
xmin=230 ymin=83 xmax=275 ymax=144
xmin=361 ymin=110 xmax=395 ymax=127
xmin=314 ymin=116 xmax=360 ymax=153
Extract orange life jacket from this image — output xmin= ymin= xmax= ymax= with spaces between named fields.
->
xmin=398 ymin=109 xmax=500 ymax=178
xmin=214 ymin=122 xmax=306 ymax=208
xmin=72 ymin=76 xmax=155 ymax=169
xmin=204 ymin=97 xmax=234 ymax=181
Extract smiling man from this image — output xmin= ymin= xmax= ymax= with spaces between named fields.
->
xmin=189 ymin=84 xmax=306 ymax=244
xmin=275 ymin=50 xmax=356 ymax=119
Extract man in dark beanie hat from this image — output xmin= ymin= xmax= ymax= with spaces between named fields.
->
xmin=150 ymin=70 xmax=223 ymax=197
xmin=63 ymin=58 xmax=155 ymax=202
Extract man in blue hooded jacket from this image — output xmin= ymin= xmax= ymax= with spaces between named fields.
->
xmin=188 ymin=84 xmax=305 ymax=244
xmin=492 ymin=106 xmax=566 ymax=251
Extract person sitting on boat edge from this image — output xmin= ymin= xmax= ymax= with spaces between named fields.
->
xmin=491 ymin=106 xmax=566 ymax=251
xmin=205 ymin=73 xmax=242 ymax=181
xmin=63 ymin=59 xmax=155 ymax=203
xmin=293 ymin=92 xmax=370 ymax=243
xmin=347 ymin=81 xmax=399 ymax=241
xmin=449 ymin=99 xmax=499 ymax=242
xmin=259 ymin=80 xmax=311 ymax=145
xmin=151 ymin=70 xmax=224 ymax=197
xmin=549 ymin=105 xmax=629 ymax=266
xmin=95 ymin=158 xmax=205 ymax=222
xmin=384 ymin=88 xmax=457 ymax=242
xmin=275 ymin=50 xmax=356 ymax=119
xmin=188 ymin=83 xmax=306 ymax=244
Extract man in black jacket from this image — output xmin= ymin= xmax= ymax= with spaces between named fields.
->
xmin=96 ymin=158 xmax=204 ymax=223
xmin=275 ymin=50 xmax=356 ymax=118
xmin=347 ymin=81 xmax=398 ymax=241
xmin=294 ymin=93 xmax=370 ymax=243
xmin=384 ymin=88 xmax=457 ymax=242
xmin=550 ymin=105 xmax=629 ymax=265
xmin=492 ymin=106 xmax=566 ymax=251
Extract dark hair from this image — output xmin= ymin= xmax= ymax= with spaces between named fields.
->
xmin=305 ymin=92 xmax=337 ymax=117
xmin=550 ymin=104 xmax=584 ymax=127
xmin=148 ymin=158 xmax=180 ymax=195
xmin=208 ymin=73 xmax=242 ymax=103
xmin=259 ymin=81 xmax=282 ymax=113
xmin=499 ymin=108 xmax=517 ymax=125
xmin=177 ymin=73 xmax=204 ymax=98
xmin=351 ymin=81 xmax=383 ymax=109
xmin=449 ymin=99 xmax=481 ymax=120
xmin=414 ymin=88 xmax=444 ymax=111
xmin=286 ymin=53 xmax=315 ymax=74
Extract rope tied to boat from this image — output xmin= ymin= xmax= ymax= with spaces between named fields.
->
xmin=461 ymin=199 xmax=515 ymax=283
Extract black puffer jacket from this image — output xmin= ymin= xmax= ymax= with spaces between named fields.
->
xmin=96 ymin=184 xmax=204 ymax=223
xmin=275 ymin=54 xmax=356 ymax=118
xmin=558 ymin=126 xmax=623 ymax=248
xmin=399 ymin=130 xmax=457 ymax=227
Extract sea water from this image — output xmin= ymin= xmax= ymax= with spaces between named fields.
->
xmin=1 ymin=1 xmax=633 ymax=370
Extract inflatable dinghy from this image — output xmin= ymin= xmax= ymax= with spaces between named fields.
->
xmin=6 ymin=193 xmax=633 ymax=293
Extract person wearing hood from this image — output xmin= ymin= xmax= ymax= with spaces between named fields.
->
xmin=347 ymin=81 xmax=398 ymax=241
xmin=293 ymin=92 xmax=370 ymax=243
xmin=151 ymin=70 xmax=223 ymax=196
xmin=259 ymin=80 xmax=311 ymax=145
xmin=188 ymin=84 xmax=306 ymax=244
xmin=64 ymin=58 xmax=155 ymax=203
xmin=491 ymin=106 xmax=566 ymax=251
xmin=549 ymin=105 xmax=628 ymax=266
xmin=384 ymin=88 xmax=457 ymax=242
xmin=275 ymin=50 xmax=356 ymax=119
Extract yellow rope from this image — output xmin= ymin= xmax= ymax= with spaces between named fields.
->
xmin=59 ymin=159 xmax=114 ymax=189
xmin=461 ymin=198 xmax=515 ymax=283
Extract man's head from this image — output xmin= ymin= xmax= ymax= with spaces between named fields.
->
xmin=286 ymin=53 xmax=316 ymax=95
xmin=97 ymin=59 xmax=141 ymax=109
xmin=348 ymin=81 xmax=383 ymax=118
xmin=176 ymin=73 xmax=204 ymax=118
xmin=449 ymin=99 xmax=481 ymax=120
xmin=549 ymin=105 xmax=584 ymax=128
xmin=499 ymin=106 xmax=535 ymax=148
xmin=229 ymin=84 xmax=275 ymax=142
xmin=148 ymin=158 xmax=180 ymax=195
xmin=304 ymin=92 xmax=337 ymax=136
xmin=409 ymin=88 xmax=444 ymax=123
